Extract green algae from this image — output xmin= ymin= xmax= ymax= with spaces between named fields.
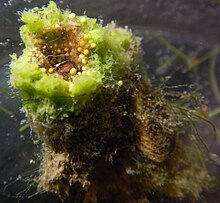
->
xmin=9 ymin=2 xmax=215 ymax=203
xmin=10 ymin=1 xmax=139 ymax=122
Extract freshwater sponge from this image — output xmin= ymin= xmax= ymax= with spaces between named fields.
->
xmin=10 ymin=1 xmax=140 ymax=122
xmin=10 ymin=1 xmax=211 ymax=202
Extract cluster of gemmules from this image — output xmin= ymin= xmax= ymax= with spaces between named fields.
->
xmin=27 ymin=22 xmax=96 ymax=81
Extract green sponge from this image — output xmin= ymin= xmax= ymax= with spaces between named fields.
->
xmin=10 ymin=1 xmax=140 ymax=122
xmin=10 ymin=2 xmax=212 ymax=202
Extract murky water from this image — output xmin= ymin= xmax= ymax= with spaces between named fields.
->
xmin=0 ymin=0 xmax=220 ymax=202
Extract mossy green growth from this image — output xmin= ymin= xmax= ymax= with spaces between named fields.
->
xmin=10 ymin=1 xmax=140 ymax=123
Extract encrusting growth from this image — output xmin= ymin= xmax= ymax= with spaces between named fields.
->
xmin=10 ymin=1 xmax=212 ymax=203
